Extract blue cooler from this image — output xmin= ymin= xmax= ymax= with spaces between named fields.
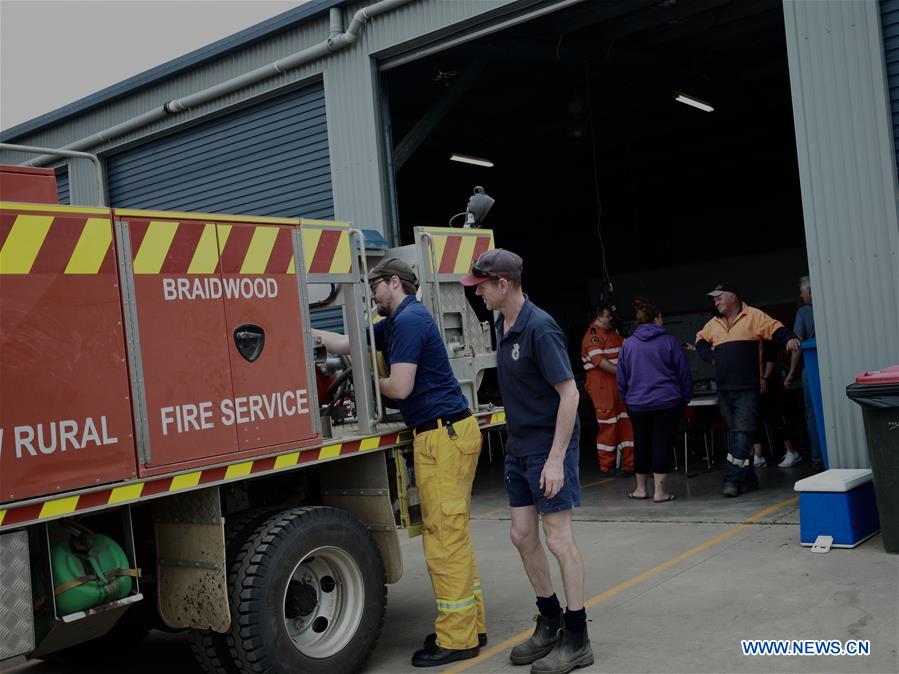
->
xmin=794 ymin=469 xmax=880 ymax=548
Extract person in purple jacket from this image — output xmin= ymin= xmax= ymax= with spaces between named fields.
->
xmin=617 ymin=298 xmax=693 ymax=503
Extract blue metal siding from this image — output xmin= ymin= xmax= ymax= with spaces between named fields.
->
xmin=310 ymin=305 xmax=345 ymax=333
xmin=884 ymin=0 xmax=899 ymax=173
xmin=106 ymin=83 xmax=333 ymax=219
xmin=55 ymin=169 xmax=70 ymax=205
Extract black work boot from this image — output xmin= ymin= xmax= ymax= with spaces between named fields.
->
xmin=530 ymin=628 xmax=594 ymax=674
xmin=509 ymin=614 xmax=562 ymax=665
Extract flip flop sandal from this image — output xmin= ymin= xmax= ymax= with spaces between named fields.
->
xmin=627 ymin=492 xmax=649 ymax=500
xmin=653 ymin=495 xmax=677 ymax=503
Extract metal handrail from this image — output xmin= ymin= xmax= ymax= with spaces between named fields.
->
xmin=349 ymin=228 xmax=384 ymax=423
xmin=0 ymin=143 xmax=106 ymax=206
xmin=419 ymin=231 xmax=446 ymax=341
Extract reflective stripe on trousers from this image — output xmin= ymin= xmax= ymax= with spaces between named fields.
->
xmin=414 ymin=415 xmax=485 ymax=650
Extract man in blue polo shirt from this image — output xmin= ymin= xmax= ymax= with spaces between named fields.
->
xmin=461 ymin=249 xmax=594 ymax=674
xmin=313 ymin=257 xmax=485 ymax=668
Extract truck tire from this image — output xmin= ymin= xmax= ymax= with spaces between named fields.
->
xmin=227 ymin=506 xmax=386 ymax=674
xmin=189 ymin=507 xmax=281 ymax=674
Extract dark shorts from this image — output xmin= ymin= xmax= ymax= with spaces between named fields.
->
xmin=505 ymin=448 xmax=581 ymax=514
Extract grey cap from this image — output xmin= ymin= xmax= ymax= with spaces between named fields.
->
xmin=368 ymin=256 xmax=418 ymax=286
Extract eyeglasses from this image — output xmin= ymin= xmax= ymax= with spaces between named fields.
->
xmin=369 ymin=277 xmax=386 ymax=293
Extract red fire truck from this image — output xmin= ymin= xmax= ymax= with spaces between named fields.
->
xmin=0 ymin=155 xmax=503 ymax=673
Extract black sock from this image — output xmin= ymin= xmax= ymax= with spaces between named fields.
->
xmin=564 ymin=607 xmax=587 ymax=633
xmin=535 ymin=594 xmax=561 ymax=618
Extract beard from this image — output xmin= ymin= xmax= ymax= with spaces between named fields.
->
xmin=376 ymin=302 xmax=391 ymax=317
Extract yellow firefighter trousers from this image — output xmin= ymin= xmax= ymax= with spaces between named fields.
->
xmin=414 ymin=414 xmax=485 ymax=650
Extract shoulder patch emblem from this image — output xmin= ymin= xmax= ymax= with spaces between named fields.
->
xmin=512 ymin=343 xmax=520 ymax=361
xmin=591 ymin=337 xmax=599 ymax=344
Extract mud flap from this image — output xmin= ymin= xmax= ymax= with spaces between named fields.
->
xmin=153 ymin=487 xmax=229 ymax=632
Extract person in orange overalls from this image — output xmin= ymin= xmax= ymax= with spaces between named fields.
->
xmin=581 ymin=306 xmax=634 ymax=474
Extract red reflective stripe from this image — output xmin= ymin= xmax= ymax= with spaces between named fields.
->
xmin=218 ymin=225 xmax=253 ymax=274
xmin=30 ymin=217 xmax=82 ymax=273
xmin=160 ymin=221 xmax=203 ymax=275
xmin=142 ymin=478 xmax=173 ymax=497
xmin=252 ymin=457 xmax=277 ymax=474
xmin=439 ymin=236 xmax=462 ymax=274
xmin=471 ymin=235 xmax=491 ymax=263
xmin=200 ymin=467 xmax=227 ymax=485
xmin=309 ymin=229 xmax=341 ymax=273
xmin=265 ymin=228 xmax=294 ymax=275
xmin=78 ymin=490 xmax=111 ymax=510
xmin=2 ymin=504 xmax=42 ymax=526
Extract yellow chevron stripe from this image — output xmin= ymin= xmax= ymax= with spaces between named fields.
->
xmin=275 ymin=452 xmax=300 ymax=469
xmin=301 ymin=219 xmax=350 ymax=228
xmin=39 ymin=495 xmax=80 ymax=519
xmin=133 ymin=221 xmax=178 ymax=274
xmin=216 ymin=224 xmax=233 ymax=253
xmin=65 ymin=218 xmax=112 ymax=274
xmin=329 ymin=231 xmax=352 ymax=274
xmin=240 ymin=226 xmax=279 ymax=274
xmin=1 ymin=202 xmax=108 ymax=215
xmin=430 ymin=233 xmax=448 ymax=274
xmin=187 ymin=224 xmax=220 ymax=274
xmin=359 ymin=436 xmax=381 ymax=452
xmin=318 ymin=444 xmax=341 ymax=460
xmin=109 ymin=483 xmax=144 ymax=505
xmin=454 ymin=234 xmax=478 ymax=275
xmin=286 ymin=254 xmax=296 ymax=275
xmin=0 ymin=510 xmax=6 ymax=526
xmin=0 ymin=215 xmax=53 ymax=274
xmin=301 ymin=227 xmax=323 ymax=271
xmin=115 ymin=208 xmax=297 ymax=225
xmin=170 ymin=471 xmax=202 ymax=491
xmin=225 ymin=461 xmax=253 ymax=479
xmin=491 ymin=411 xmax=506 ymax=424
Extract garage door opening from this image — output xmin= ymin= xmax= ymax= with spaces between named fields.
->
xmin=383 ymin=0 xmax=813 ymax=457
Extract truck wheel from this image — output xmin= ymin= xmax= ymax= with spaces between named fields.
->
xmin=189 ymin=507 xmax=281 ymax=674
xmin=227 ymin=506 xmax=386 ymax=674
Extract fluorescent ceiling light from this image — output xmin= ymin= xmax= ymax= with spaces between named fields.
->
xmin=674 ymin=93 xmax=714 ymax=112
xmin=450 ymin=153 xmax=494 ymax=167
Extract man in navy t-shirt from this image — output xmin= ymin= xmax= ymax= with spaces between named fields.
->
xmin=313 ymin=257 xmax=485 ymax=668
xmin=461 ymin=249 xmax=594 ymax=674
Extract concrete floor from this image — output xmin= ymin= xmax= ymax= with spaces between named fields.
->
xmin=6 ymin=454 xmax=898 ymax=674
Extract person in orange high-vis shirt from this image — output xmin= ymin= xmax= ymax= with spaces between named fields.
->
xmin=581 ymin=306 xmax=634 ymax=474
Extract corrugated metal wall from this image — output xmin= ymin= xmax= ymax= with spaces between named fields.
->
xmin=883 ymin=0 xmax=899 ymax=172
xmin=55 ymin=168 xmax=69 ymax=205
xmin=784 ymin=0 xmax=899 ymax=468
xmin=107 ymin=83 xmax=331 ymax=218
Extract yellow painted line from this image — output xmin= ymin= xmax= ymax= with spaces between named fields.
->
xmin=39 ymin=495 xmax=80 ymax=519
xmin=133 ymin=220 xmax=178 ymax=274
xmin=240 ymin=226 xmax=279 ymax=274
xmin=274 ymin=452 xmax=301 ymax=469
xmin=301 ymin=227 xmax=322 ymax=271
xmin=359 ymin=436 xmax=381 ymax=452
xmin=115 ymin=208 xmax=297 ymax=225
xmin=446 ymin=496 xmax=800 ymax=673
xmin=108 ymin=483 xmax=145 ymax=505
xmin=65 ymin=218 xmax=112 ymax=274
xmin=1 ymin=202 xmax=109 ymax=215
xmin=0 ymin=214 xmax=53 ymax=273
xmin=225 ymin=461 xmax=254 ymax=480
xmin=454 ymin=234 xmax=478 ymax=274
xmin=187 ymin=223 xmax=220 ymax=274
xmin=216 ymin=224 xmax=232 ymax=254
xmin=329 ymin=230 xmax=352 ymax=274
xmin=170 ymin=471 xmax=202 ymax=491
xmin=318 ymin=444 xmax=342 ymax=460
